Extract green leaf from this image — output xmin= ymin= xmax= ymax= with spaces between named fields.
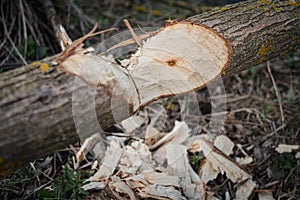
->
xmin=37 ymin=46 xmax=48 ymax=59
xmin=272 ymin=165 xmax=285 ymax=179
xmin=36 ymin=189 xmax=52 ymax=199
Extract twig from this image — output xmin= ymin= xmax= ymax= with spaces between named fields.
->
xmin=1 ymin=5 xmax=28 ymax=65
xmin=56 ymin=24 xmax=117 ymax=63
xmin=267 ymin=61 xmax=285 ymax=125
xmin=261 ymin=124 xmax=286 ymax=141
xmin=123 ymin=19 xmax=141 ymax=47
xmin=40 ymin=0 xmax=62 ymax=43
xmin=66 ymin=0 xmax=97 ymax=26
xmin=99 ymin=31 xmax=157 ymax=55
xmin=19 ymin=0 xmax=28 ymax=59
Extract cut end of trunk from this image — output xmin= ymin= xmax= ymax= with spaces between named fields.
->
xmin=127 ymin=21 xmax=231 ymax=107
xmin=58 ymin=21 xmax=232 ymax=113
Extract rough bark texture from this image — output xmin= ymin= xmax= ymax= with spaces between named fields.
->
xmin=188 ymin=0 xmax=300 ymax=75
xmin=1 ymin=0 xmax=300 ymax=176
xmin=0 ymin=63 xmax=123 ymax=176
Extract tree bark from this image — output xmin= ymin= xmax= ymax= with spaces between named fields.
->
xmin=0 ymin=0 xmax=299 ymax=177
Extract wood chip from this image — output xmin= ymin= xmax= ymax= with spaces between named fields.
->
xmin=196 ymin=138 xmax=256 ymax=199
xmin=81 ymin=181 xmax=107 ymax=191
xmin=89 ymin=139 xmax=122 ymax=181
xmin=149 ymin=121 xmax=190 ymax=150
xmin=121 ymin=115 xmax=145 ymax=133
xmin=76 ymin=133 xmax=104 ymax=168
xmin=166 ymin=144 xmax=205 ymax=199
xmin=110 ymin=178 xmax=137 ymax=200
xmin=258 ymin=191 xmax=274 ymax=200
xmin=275 ymin=144 xmax=300 ymax=153
xmin=143 ymin=172 xmax=180 ymax=187
xmin=141 ymin=185 xmax=187 ymax=200
xmin=214 ymin=135 xmax=234 ymax=156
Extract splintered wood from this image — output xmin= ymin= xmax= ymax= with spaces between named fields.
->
xmin=78 ymin=120 xmax=256 ymax=199
xmin=57 ymin=21 xmax=231 ymax=113
xmin=62 ymin=22 xmax=253 ymax=199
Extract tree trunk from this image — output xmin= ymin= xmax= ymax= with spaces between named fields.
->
xmin=0 ymin=0 xmax=299 ymax=177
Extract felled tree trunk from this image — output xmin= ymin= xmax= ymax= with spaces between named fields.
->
xmin=0 ymin=0 xmax=299 ymax=176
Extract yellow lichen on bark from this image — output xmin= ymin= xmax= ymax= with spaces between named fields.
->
xmin=283 ymin=35 xmax=298 ymax=54
xmin=257 ymin=38 xmax=273 ymax=64
xmin=258 ymin=0 xmax=283 ymax=13
xmin=218 ymin=5 xmax=231 ymax=11
xmin=287 ymin=0 xmax=300 ymax=7
xmin=40 ymin=63 xmax=50 ymax=74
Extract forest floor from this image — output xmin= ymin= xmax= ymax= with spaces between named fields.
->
xmin=0 ymin=0 xmax=299 ymax=199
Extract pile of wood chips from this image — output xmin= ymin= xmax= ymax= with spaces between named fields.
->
xmin=76 ymin=111 xmax=290 ymax=200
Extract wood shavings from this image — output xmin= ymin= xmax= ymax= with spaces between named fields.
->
xmin=199 ymin=158 xmax=219 ymax=183
xmin=149 ymin=121 xmax=190 ymax=150
xmin=166 ymin=144 xmax=205 ymax=200
xmin=110 ymin=178 xmax=137 ymax=200
xmin=143 ymin=172 xmax=180 ymax=187
xmin=119 ymin=141 xmax=153 ymax=176
xmin=258 ymin=190 xmax=274 ymax=200
xmin=140 ymin=185 xmax=187 ymax=200
xmin=214 ymin=135 xmax=234 ymax=156
xmin=275 ymin=144 xmax=300 ymax=153
xmin=235 ymin=179 xmax=256 ymax=199
xmin=120 ymin=115 xmax=145 ymax=133
xmin=75 ymin=132 xmax=104 ymax=168
xmin=81 ymin=181 xmax=107 ymax=191
xmin=235 ymin=156 xmax=253 ymax=165
xmin=152 ymin=121 xmax=190 ymax=165
xmin=195 ymin=138 xmax=256 ymax=199
xmin=89 ymin=139 xmax=122 ymax=182
xmin=145 ymin=126 xmax=164 ymax=146
xmin=119 ymin=145 xmax=143 ymax=175
xmin=78 ymin=120 xmax=256 ymax=199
